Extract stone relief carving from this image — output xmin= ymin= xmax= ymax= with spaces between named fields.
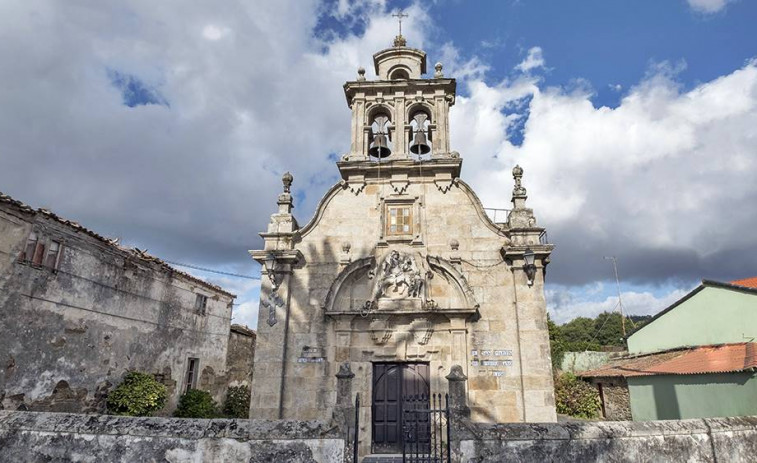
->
xmin=411 ymin=318 xmax=434 ymax=345
xmin=372 ymin=250 xmax=425 ymax=300
xmin=340 ymin=178 xmax=366 ymax=196
xmin=369 ymin=316 xmax=394 ymax=345
xmin=261 ymin=289 xmax=285 ymax=327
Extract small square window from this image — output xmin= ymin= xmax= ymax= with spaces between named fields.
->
xmin=386 ymin=205 xmax=412 ymax=236
xmin=195 ymin=294 xmax=208 ymax=314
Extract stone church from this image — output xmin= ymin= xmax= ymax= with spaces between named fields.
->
xmin=249 ymin=34 xmax=556 ymax=454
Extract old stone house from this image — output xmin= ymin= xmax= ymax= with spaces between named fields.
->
xmin=249 ymin=35 xmax=556 ymax=457
xmin=0 ymin=192 xmax=246 ymax=413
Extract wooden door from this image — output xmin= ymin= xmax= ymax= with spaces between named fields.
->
xmin=372 ymin=363 xmax=430 ymax=454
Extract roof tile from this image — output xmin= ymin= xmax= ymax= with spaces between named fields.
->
xmin=581 ymin=343 xmax=757 ymax=378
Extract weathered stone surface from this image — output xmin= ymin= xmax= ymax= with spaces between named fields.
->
xmin=456 ymin=415 xmax=757 ymax=463
xmin=0 ymin=196 xmax=238 ymax=414
xmin=0 ymin=411 xmax=344 ymax=463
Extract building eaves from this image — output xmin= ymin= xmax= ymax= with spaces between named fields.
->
xmin=580 ymin=343 xmax=757 ymax=378
xmin=1 ymin=191 xmax=236 ymax=299
xmin=628 ymin=279 xmax=757 ymax=340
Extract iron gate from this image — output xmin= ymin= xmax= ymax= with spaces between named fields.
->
xmin=402 ymin=393 xmax=451 ymax=463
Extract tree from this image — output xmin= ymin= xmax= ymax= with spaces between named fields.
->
xmin=548 ymin=314 xmax=566 ymax=370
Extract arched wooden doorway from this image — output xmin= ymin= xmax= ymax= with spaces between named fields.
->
xmin=371 ymin=363 xmax=430 ymax=454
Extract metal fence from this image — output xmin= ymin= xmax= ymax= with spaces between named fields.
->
xmin=402 ymin=393 xmax=451 ymax=463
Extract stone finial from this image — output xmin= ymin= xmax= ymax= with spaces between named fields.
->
xmin=393 ymin=35 xmax=407 ymax=47
xmin=357 ymin=67 xmax=366 ymax=81
xmin=445 ymin=365 xmax=468 ymax=382
xmin=512 ymin=164 xmax=527 ymax=197
xmin=434 ymin=62 xmax=444 ymax=78
xmin=282 ymin=172 xmax=293 ymax=193
xmin=336 ymin=362 xmax=355 ymax=379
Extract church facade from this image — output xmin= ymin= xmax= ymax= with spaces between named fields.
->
xmin=249 ymin=36 xmax=556 ymax=454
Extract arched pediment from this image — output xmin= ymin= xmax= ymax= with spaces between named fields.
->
xmin=323 ymin=251 xmax=479 ymax=316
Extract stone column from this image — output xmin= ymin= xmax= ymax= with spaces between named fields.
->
xmin=333 ymin=362 xmax=356 ymax=434
xmin=445 ymin=365 xmax=470 ymax=419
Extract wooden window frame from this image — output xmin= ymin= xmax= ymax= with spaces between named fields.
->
xmin=194 ymin=294 xmax=208 ymax=315
xmin=385 ymin=204 xmax=413 ymax=236
xmin=185 ymin=357 xmax=199 ymax=393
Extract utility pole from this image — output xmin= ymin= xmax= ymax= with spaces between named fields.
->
xmin=604 ymin=256 xmax=626 ymax=338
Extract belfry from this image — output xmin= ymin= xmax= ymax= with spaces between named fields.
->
xmin=249 ymin=29 xmax=556 ymax=456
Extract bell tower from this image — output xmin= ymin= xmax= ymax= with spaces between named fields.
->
xmin=342 ymin=35 xmax=456 ymax=163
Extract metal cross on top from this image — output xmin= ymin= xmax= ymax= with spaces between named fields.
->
xmin=392 ymin=10 xmax=408 ymax=36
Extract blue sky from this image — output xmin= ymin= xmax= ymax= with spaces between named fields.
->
xmin=1 ymin=0 xmax=755 ymax=327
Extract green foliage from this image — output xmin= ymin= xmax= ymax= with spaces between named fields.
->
xmin=222 ymin=385 xmax=251 ymax=418
xmin=548 ymin=315 xmax=565 ymax=370
xmin=107 ymin=371 xmax=167 ymax=416
xmin=174 ymin=389 xmax=219 ymax=418
xmin=560 ymin=317 xmax=596 ymax=344
xmin=554 ymin=372 xmax=601 ymax=419
xmin=563 ymin=341 xmax=603 ymax=352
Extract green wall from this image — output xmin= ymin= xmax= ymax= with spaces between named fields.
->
xmin=627 ymin=286 xmax=757 ymax=354
xmin=629 ymin=372 xmax=757 ymax=421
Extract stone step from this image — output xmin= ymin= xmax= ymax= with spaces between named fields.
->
xmin=361 ymin=454 xmax=403 ymax=463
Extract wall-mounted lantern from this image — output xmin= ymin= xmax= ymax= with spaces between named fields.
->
xmin=263 ymin=252 xmax=279 ymax=290
xmin=523 ymin=248 xmax=537 ymax=287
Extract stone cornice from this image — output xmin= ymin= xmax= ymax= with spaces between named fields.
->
xmin=343 ymin=79 xmax=456 ymax=107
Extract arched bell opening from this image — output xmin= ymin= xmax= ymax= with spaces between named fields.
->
xmin=408 ymin=109 xmax=432 ymax=159
xmin=368 ymin=110 xmax=393 ymax=159
xmin=389 ymin=68 xmax=410 ymax=80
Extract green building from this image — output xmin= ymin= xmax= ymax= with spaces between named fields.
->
xmin=583 ymin=280 xmax=757 ymax=421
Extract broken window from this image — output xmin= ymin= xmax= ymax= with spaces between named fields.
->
xmin=185 ymin=358 xmax=199 ymax=393
xmin=195 ymin=294 xmax=208 ymax=315
xmin=386 ymin=205 xmax=412 ymax=236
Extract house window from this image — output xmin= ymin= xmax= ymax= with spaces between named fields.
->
xmin=185 ymin=358 xmax=199 ymax=393
xmin=21 ymin=232 xmax=38 ymax=262
xmin=386 ymin=205 xmax=413 ymax=236
xmin=44 ymin=240 xmax=61 ymax=269
xmin=195 ymin=294 xmax=208 ymax=315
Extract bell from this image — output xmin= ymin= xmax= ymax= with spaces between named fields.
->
xmin=369 ymin=133 xmax=391 ymax=158
xmin=409 ymin=130 xmax=431 ymax=155
xmin=409 ymin=113 xmax=431 ymax=155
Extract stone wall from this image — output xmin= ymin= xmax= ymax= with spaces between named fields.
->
xmin=457 ymin=415 xmax=757 ymax=462
xmin=0 ymin=198 xmax=235 ymax=414
xmin=227 ymin=324 xmax=256 ymax=387
xmin=2 ymin=410 xmax=756 ymax=463
xmin=561 ymin=351 xmax=624 ymax=373
xmin=0 ymin=411 xmax=344 ymax=463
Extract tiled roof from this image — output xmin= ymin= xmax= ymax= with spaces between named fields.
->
xmin=731 ymin=277 xmax=757 ymax=288
xmin=1 ymin=191 xmax=235 ymax=298
xmin=580 ymin=343 xmax=757 ymax=378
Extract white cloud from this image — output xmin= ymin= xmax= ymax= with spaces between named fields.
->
xmin=515 ymin=46 xmax=545 ymax=73
xmin=687 ymin=0 xmax=732 ymax=13
xmin=452 ymin=55 xmax=757 ymax=290
xmin=202 ymin=25 xmax=230 ymax=41
xmin=547 ymin=285 xmax=692 ymax=324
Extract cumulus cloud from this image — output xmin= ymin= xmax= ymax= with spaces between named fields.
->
xmin=515 ymin=46 xmax=545 ymax=73
xmin=452 ymin=51 xmax=757 ymax=298
xmin=687 ymin=0 xmax=733 ymax=13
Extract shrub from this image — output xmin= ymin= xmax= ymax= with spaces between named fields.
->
xmin=174 ymin=389 xmax=219 ymax=418
xmin=223 ymin=385 xmax=251 ymax=418
xmin=554 ymin=372 xmax=601 ymax=419
xmin=107 ymin=371 xmax=167 ymax=416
